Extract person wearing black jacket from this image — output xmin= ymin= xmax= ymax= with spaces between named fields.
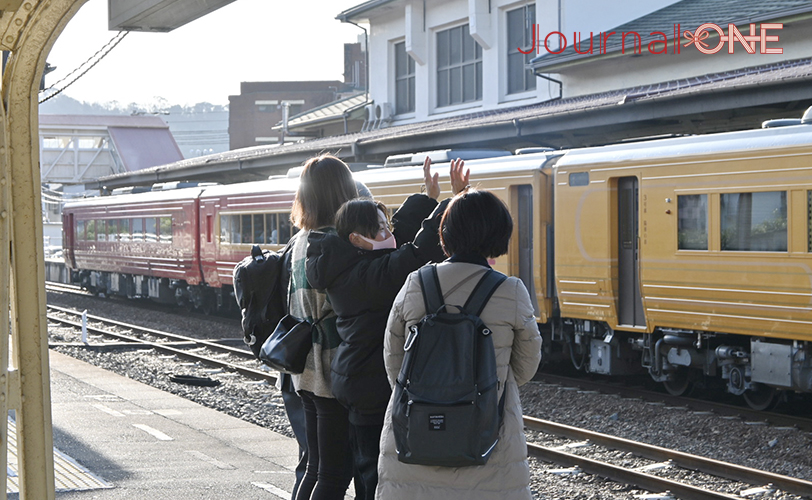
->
xmin=306 ymin=158 xmax=469 ymax=500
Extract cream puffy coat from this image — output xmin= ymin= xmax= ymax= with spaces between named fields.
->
xmin=375 ymin=262 xmax=542 ymax=500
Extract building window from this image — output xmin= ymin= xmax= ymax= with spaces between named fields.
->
xmin=721 ymin=191 xmax=787 ymax=252
xmin=395 ymin=42 xmax=415 ymax=114
xmin=677 ymin=195 xmax=708 ymax=250
xmin=507 ymin=5 xmax=536 ymax=94
xmin=437 ymin=24 xmax=482 ymax=108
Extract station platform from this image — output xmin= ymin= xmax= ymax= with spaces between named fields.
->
xmin=31 ymin=351 xmax=304 ymax=499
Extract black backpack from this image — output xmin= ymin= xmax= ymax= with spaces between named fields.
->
xmin=233 ymin=241 xmax=292 ymax=359
xmin=392 ymin=265 xmax=507 ymax=467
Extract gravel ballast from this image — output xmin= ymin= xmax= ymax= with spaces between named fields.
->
xmin=47 ymin=292 xmax=812 ymax=499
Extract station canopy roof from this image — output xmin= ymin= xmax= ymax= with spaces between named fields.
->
xmin=109 ymin=0 xmax=237 ymax=32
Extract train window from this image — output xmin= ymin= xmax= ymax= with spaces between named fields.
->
xmin=219 ymin=215 xmax=230 ymax=244
xmin=119 ymin=219 xmax=130 ymax=242
xmin=228 ymin=214 xmax=242 ymax=243
xmin=266 ymin=214 xmax=279 ymax=243
xmin=106 ymin=220 xmax=118 ymax=241
xmin=159 ymin=217 xmax=172 ymax=244
xmin=86 ymin=220 xmax=95 ymax=241
xmin=76 ymin=220 xmax=85 ymax=241
xmin=132 ymin=218 xmax=144 ymax=242
xmin=96 ymin=220 xmax=106 ymax=241
xmin=569 ymin=172 xmax=589 ymax=187
xmin=279 ymin=215 xmax=293 ymax=244
xmin=721 ymin=191 xmax=787 ymax=252
xmin=677 ymin=195 xmax=708 ymax=250
xmin=206 ymin=215 xmax=213 ymax=243
xmin=240 ymin=214 xmax=252 ymax=244
xmin=145 ymin=218 xmax=157 ymax=243
xmin=253 ymin=214 xmax=265 ymax=244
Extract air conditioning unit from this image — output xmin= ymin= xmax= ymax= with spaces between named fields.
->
xmin=363 ymin=103 xmax=377 ymax=131
xmin=375 ymin=102 xmax=393 ymax=124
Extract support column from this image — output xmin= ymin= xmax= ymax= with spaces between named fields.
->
xmin=0 ymin=1 xmax=87 ymax=498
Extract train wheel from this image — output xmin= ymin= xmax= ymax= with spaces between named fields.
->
xmin=201 ymin=301 xmax=213 ymax=316
xmin=743 ymin=383 xmax=780 ymax=411
xmin=663 ymin=367 xmax=693 ymax=396
xmin=567 ymin=338 xmax=588 ymax=371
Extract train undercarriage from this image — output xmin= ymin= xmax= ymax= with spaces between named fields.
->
xmin=550 ymin=318 xmax=812 ymax=410
xmin=72 ymin=269 xmax=236 ymax=316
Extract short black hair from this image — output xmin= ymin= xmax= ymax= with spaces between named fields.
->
xmin=440 ymin=189 xmax=513 ymax=258
xmin=336 ymin=198 xmax=389 ymax=241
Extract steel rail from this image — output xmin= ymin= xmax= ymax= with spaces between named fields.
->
xmin=45 ymin=282 xmax=89 ymax=294
xmin=524 ymin=416 xmax=812 ymax=497
xmin=533 ymin=372 xmax=812 ymax=432
xmin=45 ymin=306 xmax=276 ymax=385
xmin=47 ymin=304 xmax=250 ymax=357
xmin=527 ymin=441 xmax=744 ymax=500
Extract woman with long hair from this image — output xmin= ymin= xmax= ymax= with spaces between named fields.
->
xmin=288 ymin=154 xmax=358 ymax=500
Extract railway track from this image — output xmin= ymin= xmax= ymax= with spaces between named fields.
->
xmin=46 ymin=304 xmax=812 ymax=500
xmin=534 ymin=372 xmax=812 ymax=433
xmin=46 ymin=304 xmax=275 ymax=385
xmin=45 ymin=281 xmax=91 ymax=296
xmin=525 ymin=416 xmax=812 ymax=499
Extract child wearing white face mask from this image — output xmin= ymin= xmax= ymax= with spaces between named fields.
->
xmin=305 ymin=158 xmax=469 ymax=500
xmin=347 ymin=203 xmax=398 ymax=251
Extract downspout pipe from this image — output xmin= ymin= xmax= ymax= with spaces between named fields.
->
xmin=537 ymin=74 xmax=563 ymax=100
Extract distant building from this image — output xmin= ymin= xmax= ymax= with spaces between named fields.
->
xmin=39 ymin=114 xmax=183 ymax=192
xmin=344 ymin=41 xmax=367 ymax=90
xmin=161 ymin=108 xmax=230 ymax=159
xmin=272 ymin=92 xmax=367 ymax=139
xmin=228 ymin=81 xmax=351 ymax=149
xmin=229 ymin=40 xmax=368 ymax=148
xmin=39 ymin=95 xmax=230 ymax=161
xmin=91 ymin=0 xmax=812 ymax=192
xmin=336 ymin=0 xmax=684 ymax=128
xmin=38 ymin=114 xmax=184 ymax=251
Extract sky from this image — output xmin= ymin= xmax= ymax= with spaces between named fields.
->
xmin=45 ymin=0 xmax=366 ymax=107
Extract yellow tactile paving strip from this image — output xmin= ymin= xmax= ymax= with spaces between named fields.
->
xmin=6 ymin=416 xmax=112 ymax=493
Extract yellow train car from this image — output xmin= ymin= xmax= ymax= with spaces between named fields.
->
xmin=356 ymin=152 xmax=558 ymax=324
xmin=553 ymin=109 xmax=812 ymax=408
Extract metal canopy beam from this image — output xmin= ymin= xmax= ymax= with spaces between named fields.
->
xmin=109 ymin=0 xmax=236 ymax=32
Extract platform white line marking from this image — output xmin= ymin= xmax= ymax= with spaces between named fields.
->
xmin=122 ymin=410 xmax=153 ymax=416
xmin=92 ymin=404 xmax=124 ymax=417
xmin=132 ymin=423 xmax=173 ymax=441
xmin=153 ymin=409 xmax=182 ymax=416
xmin=252 ymin=482 xmax=290 ymax=498
xmin=186 ymin=450 xmax=235 ymax=470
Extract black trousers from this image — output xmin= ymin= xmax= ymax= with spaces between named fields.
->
xmin=296 ymin=391 xmax=352 ymax=500
xmin=281 ymin=376 xmax=308 ymax=500
xmin=349 ymin=416 xmax=384 ymax=500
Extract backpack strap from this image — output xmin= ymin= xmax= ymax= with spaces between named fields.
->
xmin=463 ymin=269 xmax=507 ymax=317
xmin=418 ymin=265 xmax=445 ymax=315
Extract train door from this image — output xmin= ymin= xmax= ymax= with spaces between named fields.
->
xmin=63 ymin=212 xmax=76 ymax=268
xmin=617 ymin=177 xmax=645 ymax=326
xmin=515 ymin=184 xmax=539 ymax=315
xmin=198 ymin=201 xmax=218 ymax=285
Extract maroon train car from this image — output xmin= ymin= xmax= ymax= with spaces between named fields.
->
xmin=62 ymin=177 xmax=299 ymax=314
